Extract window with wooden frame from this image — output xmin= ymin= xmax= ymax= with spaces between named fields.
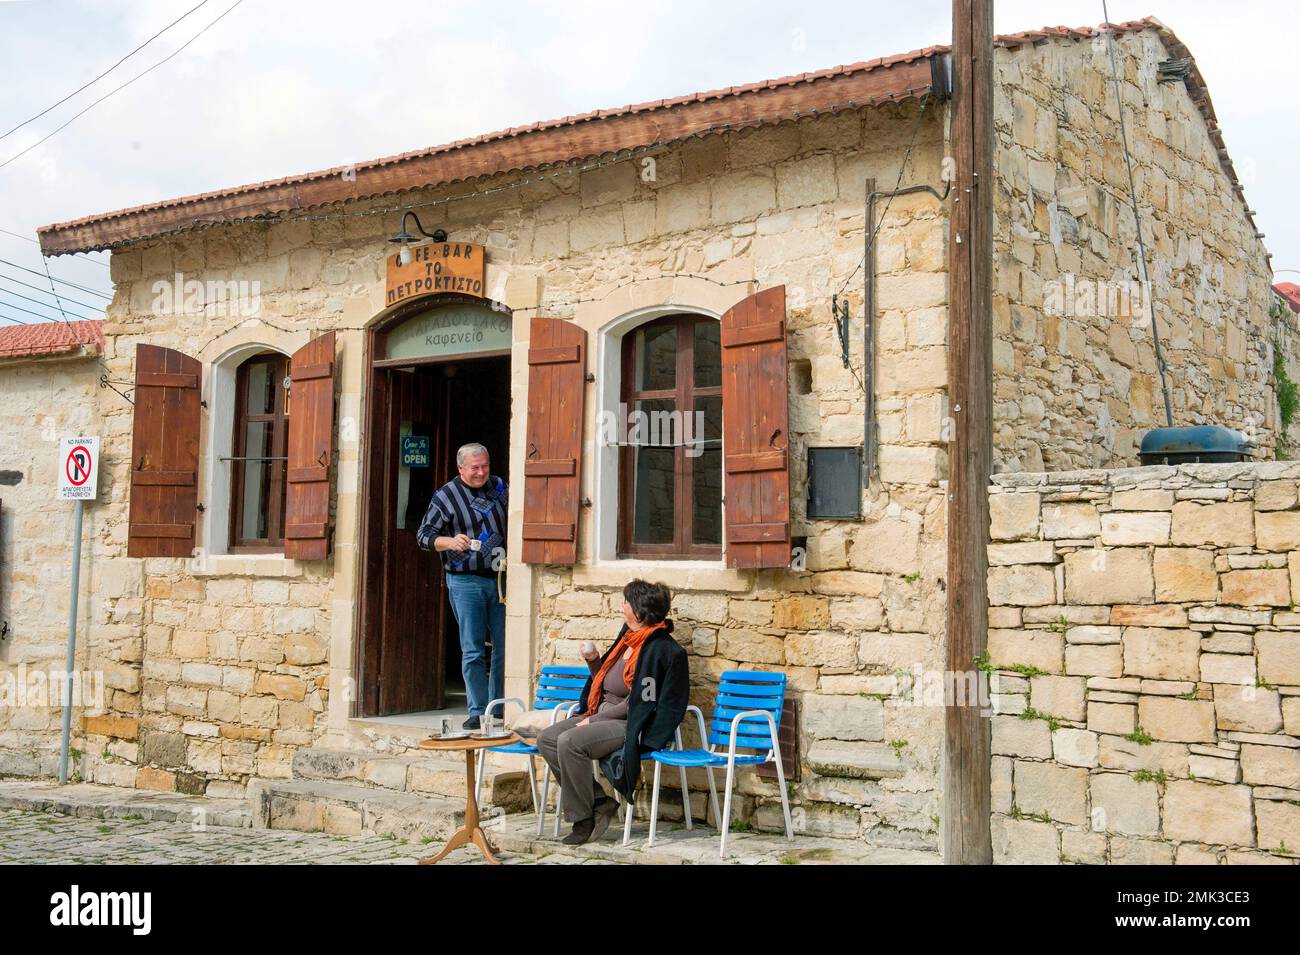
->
xmin=230 ymin=352 xmax=290 ymax=551
xmin=618 ymin=314 xmax=723 ymax=559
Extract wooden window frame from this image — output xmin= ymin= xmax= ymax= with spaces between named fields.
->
xmin=617 ymin=314 xmax=722 ymax=560
xmin=229 ymin=352 xmax=290 ymax=552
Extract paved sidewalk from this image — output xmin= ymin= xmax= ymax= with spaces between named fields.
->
xmin=0 ymin=780 xmax=938 ymax=865
xmin=0 ymin=807 xmax=603 ymax=865
xmin=489 ymin=809 xmax=941 ymax=865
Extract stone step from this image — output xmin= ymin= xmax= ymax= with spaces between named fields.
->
xmin=250 ymin=778 xmax=470 ymax=842
xmin=0 ymin=780 xmax=253 ymax=828
xmin=291 ymin=747 xmax=533 ymax=811
xmin=344 ymin=718 xmax=469 ymax=753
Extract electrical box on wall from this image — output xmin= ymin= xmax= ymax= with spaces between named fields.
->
xmin=806 ymin=447 xmax=862 ymax=520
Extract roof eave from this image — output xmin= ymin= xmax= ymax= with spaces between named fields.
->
xmin=37 ymin=53 xmax=942 ymax=256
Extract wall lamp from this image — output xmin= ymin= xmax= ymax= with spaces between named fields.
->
xmin=389 ymin=211 xmax=448 ymax=265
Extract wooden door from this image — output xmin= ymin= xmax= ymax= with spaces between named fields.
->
xmin=376 ymin=368 xmax=445 ymax=714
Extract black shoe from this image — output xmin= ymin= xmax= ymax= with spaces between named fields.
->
xmin=462 ymin=715 xmax=481 ymax=730
xmin=590 ymin=798 xmax=617 ymax=841
xmin=561 ymin=817 xmax=595 ymax=845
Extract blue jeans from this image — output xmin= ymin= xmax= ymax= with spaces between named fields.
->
xmin=445 ymin=572 xmax=505 ymax=718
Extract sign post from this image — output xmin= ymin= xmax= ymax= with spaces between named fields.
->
xmin=56 ymin=436 xmax=99 ymax=784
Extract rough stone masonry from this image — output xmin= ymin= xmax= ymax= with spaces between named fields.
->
xmin=988 ymin=462 xmax=1300 ymax=865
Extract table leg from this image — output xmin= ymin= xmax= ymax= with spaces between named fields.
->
xmin=417 ymin=826 xmax=471 ymax=864
xmin=418 ymin=748 xmax=501 ymax=865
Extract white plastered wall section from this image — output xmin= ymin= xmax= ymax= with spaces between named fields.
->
xmin=193 ymin=326 xmax=306 ymax=570
xmin=326 ymin=321 xmax=369 ymax=734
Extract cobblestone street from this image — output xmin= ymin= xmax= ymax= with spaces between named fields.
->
xmin=0 ymin=808 xmax=602 ymax=865
xmin=0 ymin=781 xmax=938 ymax=865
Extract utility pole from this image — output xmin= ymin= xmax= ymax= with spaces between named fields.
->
xmin=944 ymin=0 xmax=994 ymax=864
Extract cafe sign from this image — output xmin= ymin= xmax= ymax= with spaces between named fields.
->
xmin=386 ymin=241 xmax=486 ymax=306
xmin=384 ymin=303 xmax=513 ymax=361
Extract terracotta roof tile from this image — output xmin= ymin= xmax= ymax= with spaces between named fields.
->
xmin=37 ymin=44 xmax=944 ymax=253
xmin=1275 ymin=283 xmax=1300 ymax=314
xmin=0 ymin=319 xmax=103 ymax=359
xmin=37 ymin=16 xmax=1257 ymax=256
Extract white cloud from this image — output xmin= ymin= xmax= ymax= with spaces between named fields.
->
xmin=0 ymin=0 xmax=1296 ymax=312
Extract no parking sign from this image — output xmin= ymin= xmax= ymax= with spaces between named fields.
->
xmin=57 ymin=437 xmax=99 ymax=501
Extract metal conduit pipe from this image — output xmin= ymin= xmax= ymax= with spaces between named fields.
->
xmin=863 ymin=175 xmax=952 ymax=485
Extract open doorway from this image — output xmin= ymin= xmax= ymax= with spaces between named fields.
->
xmin=359 ymin=351 xmax=511 ymax=720
xmin=434 ymin=356 xmax=512 ymax=717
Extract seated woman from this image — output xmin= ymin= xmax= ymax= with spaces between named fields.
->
xmin=537 ymin=579 xmax=689 ymax=845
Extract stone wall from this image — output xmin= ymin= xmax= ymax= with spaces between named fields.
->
xmin=991 ymin=31 xmax=1282 ymax=471
xmin=529 ymin=99 xmax=952 ymax=848
xmin=987 ymin=463 xmax=1300 ymax=864
xmin=0 ymin=353 xmax=103 ymax=779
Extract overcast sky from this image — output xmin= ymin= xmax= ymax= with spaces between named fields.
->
xmin=1 ymin=0 xmax=1295 ymax=326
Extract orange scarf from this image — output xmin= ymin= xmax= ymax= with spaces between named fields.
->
xmin=585 ymin=621 xmax=664 ymax=715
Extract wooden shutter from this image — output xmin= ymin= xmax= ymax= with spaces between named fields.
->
xmin=284 ymin=331 xmax=336 ymax=561
xmin=127 ymin=344 xmax=201 ymax=558
xmin=522 ymin=318 xmax=586 ymax=564
xmin=721 ymin=286 xmax=791 ymax=568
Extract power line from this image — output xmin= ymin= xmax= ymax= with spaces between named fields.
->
xmin=0 ymin=0 xmax=246 ymax=171
xmin=1102 ymin=0 xmax=1172 ymax=428
xmin=0 ymin=257 xmax=111 ymax=297
xmin=0 ymin=313 xmax=32 ymax=325
xmin=0 ymin=272 xmax=106 ymax=312
xmin=0 ymin=0 xmax=212 ymax=143
xmin=38 ymin=250 xmax=77 ymax=330
xmin=834 ymin=93 xmax=933 ymax=300
xmin=0 ymin=284 xmax=101 ymax=321
xmin=0 ymin=298 xmax=75 ymax=322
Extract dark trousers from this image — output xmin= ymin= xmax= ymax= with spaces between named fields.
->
xmin=537 ymin=716 xmax=625 ymax=822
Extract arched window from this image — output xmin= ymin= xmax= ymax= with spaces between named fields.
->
xmin=618 ymin=314 xmax=722 ymax=558
xmin=230 ymin=351 xmax=290 ymax=550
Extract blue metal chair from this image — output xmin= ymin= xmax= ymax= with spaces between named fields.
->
xmin=530 ymin=670 xmax=702 ymax=841
xmin=548 ymin=704 xmax=694 ymax=844
xmin=646 ymin=670 xmax=793 ymax=858
xmin=475 ymin=665 xmax=588 ymax=835
xmin=603 ymin=706 xmax=714 ymax=846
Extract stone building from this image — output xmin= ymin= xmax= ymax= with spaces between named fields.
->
xmin=0 ymin=18 xmax=1288 ymax=855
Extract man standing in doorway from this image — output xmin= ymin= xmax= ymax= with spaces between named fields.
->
xmin=416 ymin=442 xmax=507 ymax=730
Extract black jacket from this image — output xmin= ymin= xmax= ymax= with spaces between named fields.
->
xmin=575 ymin=619 xmax=689 ymax=800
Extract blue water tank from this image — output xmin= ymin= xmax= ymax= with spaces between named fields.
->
xmin=1138 ymin=425 xmax=1250 ymax=465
